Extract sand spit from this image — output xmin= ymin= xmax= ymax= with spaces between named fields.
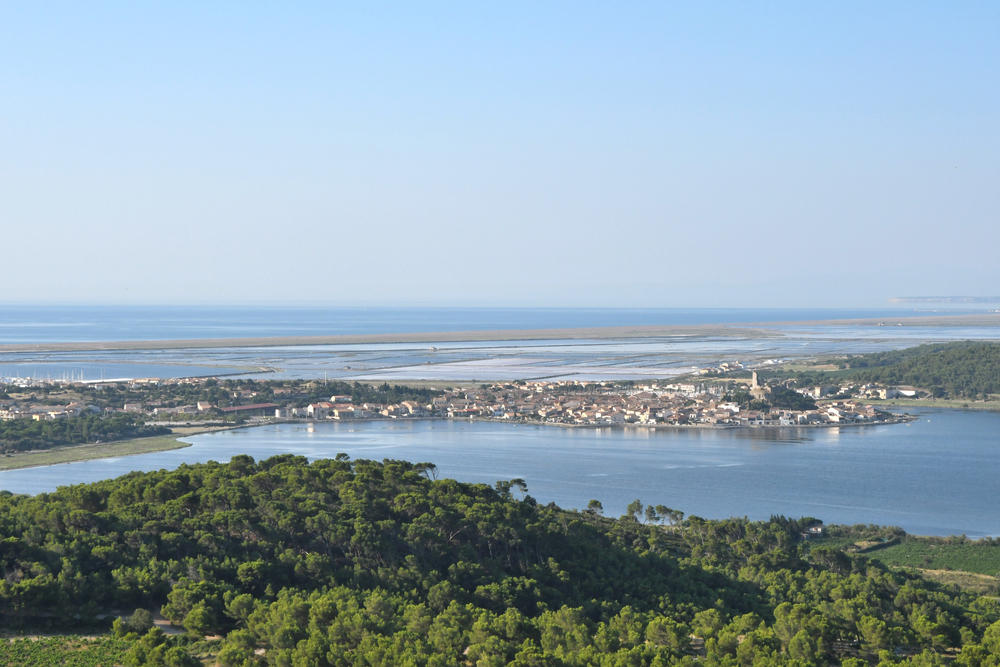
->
xmin=1 ymin=312 xmax=998 ymax=354
xmin=0 ymin=324 xmax=775 ymax=353
xmin=756 ymin=312 xmax=1000 ymax=328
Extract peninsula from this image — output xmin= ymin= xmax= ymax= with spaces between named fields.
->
xmin=1 ymin=371 xmax=906 ymax=471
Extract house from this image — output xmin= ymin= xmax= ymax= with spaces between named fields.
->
xmin=307 ymin=402 xmax=334 ymax=419
xmin=800 ymin=523 xmax=825 ymax=539
xmin=400 ymin=401 xmax=426 ymax=416
xmin=332 ymin=406 xmax=355 ymax=420
xmin=153 ymin=405 xmax=196 ymax=415
xmin=219 ymin=403 xmax=279 ymax=418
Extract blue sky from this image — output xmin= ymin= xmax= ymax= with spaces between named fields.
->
xmin=2 ymin=2 xmax=997 ymax=307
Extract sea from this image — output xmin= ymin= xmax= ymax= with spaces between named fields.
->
xmin=0 ymin=304 xmax=979 ymax=344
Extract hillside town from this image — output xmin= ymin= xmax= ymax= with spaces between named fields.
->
xmin=0 ymin=369 xmax=911 ymax=429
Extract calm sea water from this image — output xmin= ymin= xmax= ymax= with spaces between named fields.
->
xmin=0 ymin=305 xmax=956 ymax=344
xmin=2 ymin=409 xmax=996 ymax=537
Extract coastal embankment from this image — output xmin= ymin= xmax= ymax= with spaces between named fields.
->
xmin=465 ymin=413 xmax=915 ymax=430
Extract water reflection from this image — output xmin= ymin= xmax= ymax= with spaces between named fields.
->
xmin=1 ymin=409 xmax=996 ymax=537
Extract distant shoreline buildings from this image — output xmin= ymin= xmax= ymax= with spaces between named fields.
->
xmin=1 ymin=372 xmax=913 ymax=430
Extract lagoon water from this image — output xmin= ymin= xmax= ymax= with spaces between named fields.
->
xmin=2 ymin=409 xmax=997 ymax=537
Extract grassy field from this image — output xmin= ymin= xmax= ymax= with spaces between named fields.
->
xmin=0 ymin=635 xmax=131 ymax=665
xmin=865 ymin=397 xmax=1000 ymax=411
xmin=0 ymin=433 xmax=193 ymax=471
xmin=862 ymin=538 xmax=1000 ymax=577
xmin=904 ymin=569 xmax=999 ymax=595
xmin=770 ymin=362 xmax=840 ymax=372
xmin=814 ymin=533 xmax=1000 ymax=594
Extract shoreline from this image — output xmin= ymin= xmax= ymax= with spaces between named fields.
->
xmin=463 ymin=414 xmax=915 ymax=430
xmin=0 ymin=424 xmax=241 ymax=472
xmin=864 ymin=397 xmax=1000 ymax=412
xmin=0 ymin=324 xmax=773 ymax=353
xmin=0 ymin=414 xmax=914 ymax=472
xmin=753 ymin=312 xmax=1000 ymax=328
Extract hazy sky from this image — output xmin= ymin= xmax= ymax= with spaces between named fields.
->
xmin=2 ymin=2 xmax=997 ymax=307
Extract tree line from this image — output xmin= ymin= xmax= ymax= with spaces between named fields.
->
xmin=762 ymin=341 xmax=1000 ymax=400
xmin=837 ymin=341 xmax=1000 ymax=399
xmin=0 ymin=413 xmax=169 ymax=454
xmin=32 ymin=378 xmax=443 ymax=411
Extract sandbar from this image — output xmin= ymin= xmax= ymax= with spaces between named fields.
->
xmin=0 ymin=324 xmax=773 ymax=353
xmin=755 ymin=312 xmax=1000 ymax=327
xmin=1 ymin=312 xmax=998 ymax=354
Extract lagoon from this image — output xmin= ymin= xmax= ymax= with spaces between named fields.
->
xmin=1 ymin=409 xmax=997 ymax=537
